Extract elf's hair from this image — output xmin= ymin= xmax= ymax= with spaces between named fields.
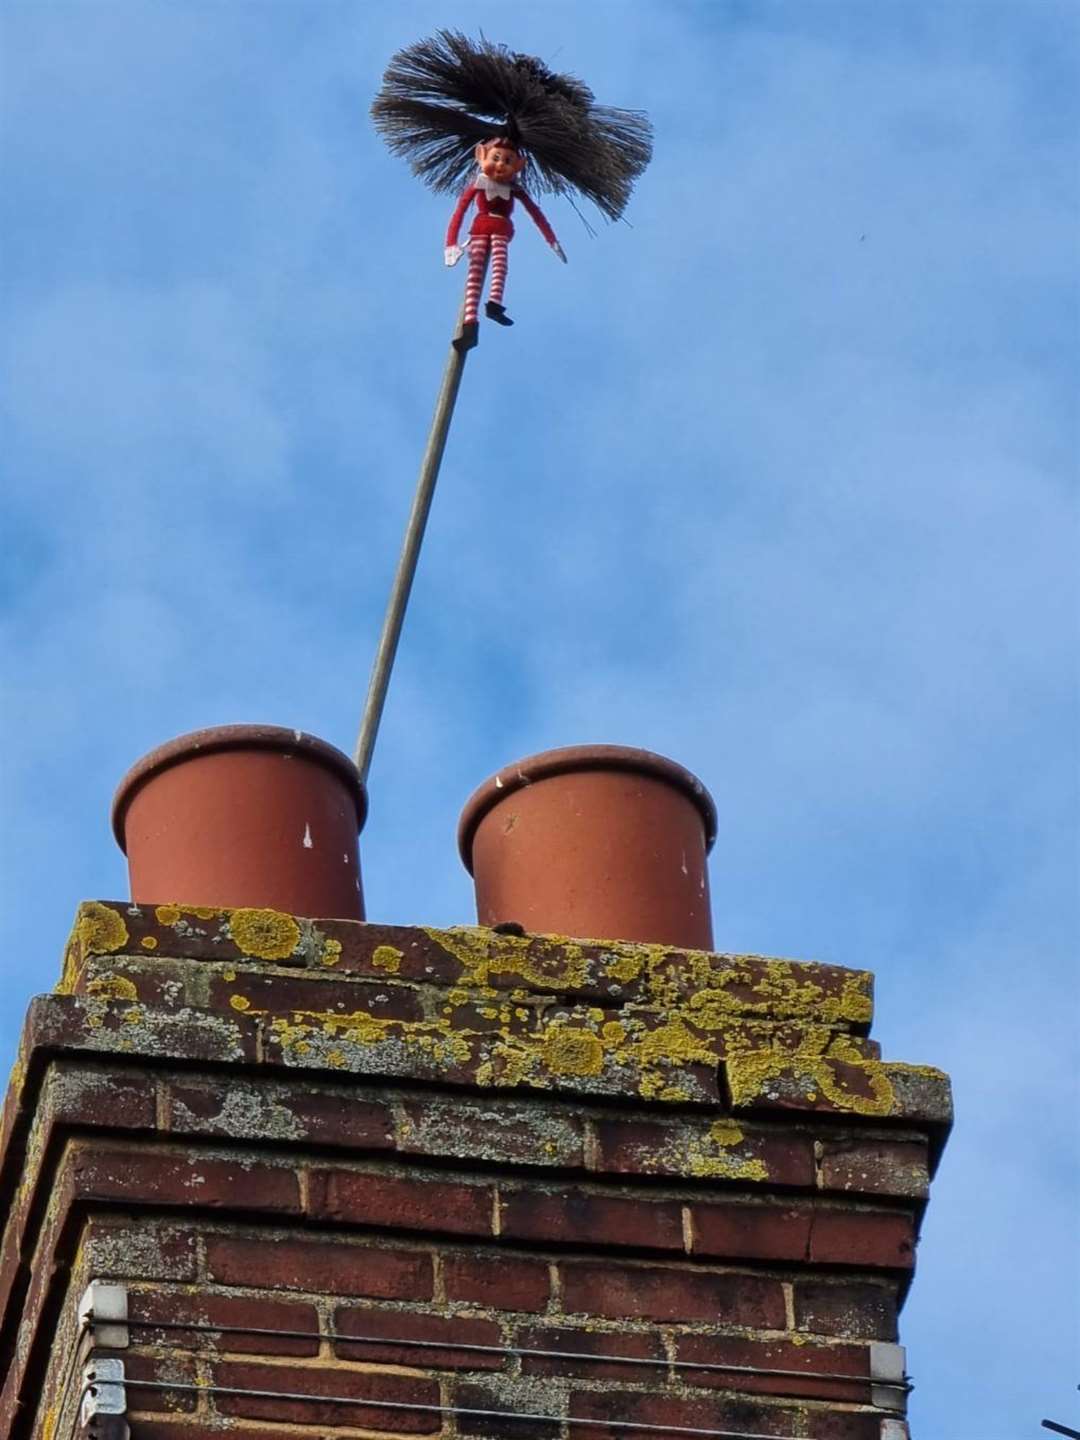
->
xmin=372 ymin=30 xmax=652 ymax=222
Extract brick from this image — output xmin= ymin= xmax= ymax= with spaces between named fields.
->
xmin=570 ymin=1389 xmax=881 ymax=1440
xmin=113 ymin=1348 xmax=198 ymax=1412
xmin=444 ymin=1253 xmax=550 ymax=1313
xmin=396 ymin=1097 xmax=586 ymax=1170
xmin=75 ymin=961 xmax=184 ymax=1008
xmin=676 ymin=1332 xmax=872 ymax=1403
xmin=500 ymin=1187 xmax=683 ymax=1252
xmin=560 ymin=1260 xmax=785 ymax=1328
xmin=651 ymin=951 xmax=872 ymax=1025
xmin=591 ymin=1115 xmax=815 ymax=1187
xmin=205 ymin=970 xmax=424 ymax=1023
xmin=308 ymin=1168 xmax=495 ymax=1236
xmin=27 ymin=992 xmax=258 ymax=1067
xmin=82 ymin=1217 xmax=199 ymax=1281
xmin=206 ymin=1235 xmax=433 ymax=1301
xmin=794 ymin=1280 xmax=899 ymax=1340
xmin=455 ymin=1381 xmax=561 ymax=1439
xmin=808 ymin=1209 xmax=915 ymax=1269
xmin=128 ymin=1289 xmax=320 ymax=1356
xmin=46 ymin=1064 xmax=157 ymax=1131
xmin=726 ymin=1052 xmax=891 ymax=1117
xmin=689 ymin=1200 xmax=812 ymax=1261
xmin=518 ymin=1324 xmax=665 ymax=1380
xmin=70 ymin=1145 xmax=301 ymax=1215
xmin=817 ymin=1137 xmax=930 ymax=1198
xmin=166 ymin=1077 xmax=395 ymax=1152
xmin=334 ymin=1305 xmax=504 ymax=1369
xmin=212 ymin=1360 xmax=440 ymax=1431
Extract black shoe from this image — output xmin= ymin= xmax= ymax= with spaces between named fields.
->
xmin=485 ymin=301 xmax=514 ymax=327
xmin=453 ymin=321 xmax=479 ymax=352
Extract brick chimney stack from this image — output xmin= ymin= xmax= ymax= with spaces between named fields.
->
xmin=0 ymin=735 xmax=950 ymax=1440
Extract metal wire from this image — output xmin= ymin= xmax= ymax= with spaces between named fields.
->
xmin=1043 ymin=1423 xmax=1080 ymax=1439
xmin=115 ymin=1315 xmax=910 ymax=1392
xmin=87 ymin=1375 xmax=819 ymax=1439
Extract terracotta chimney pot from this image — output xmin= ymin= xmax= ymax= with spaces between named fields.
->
xmin=112 ymin=724 xmax=367 ymax=919
xmin=458 ymin=744 xmax=717 ymax=949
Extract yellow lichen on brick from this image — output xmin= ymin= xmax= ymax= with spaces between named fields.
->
xmin=229 ymin=995 xmax=251 ymax=1012
xmin=154 ymin=905 xmax=182 ymax=926
xmin=86 ymin=976 xmax=138 ymax=1002
xmin=424 ymin=927 xmax=590 ymax=992
xmin=542 ymin=1025 xmax=604 ymax=1077
xmin=75 ymin=902 xmax=129 ymax=956
xmin=372 ymin=944 xmax=403 ymax=974
xmin=726 ymin=1040 xmax=897 ymax=1118
xmin=229 ymin=908 xmax=301 ymax=961
xmin=320 ymin=938 xmax=343 ymax=967
xmin=604 ymin=952 xmax=643 ymax=984
xmin=636 ymin=1019 xmax=714 ymax=1069
xmin=140 ymin=935 xmax=158 ymax=950
xmin=685 ymin=1120 xmax=770 ymax=1181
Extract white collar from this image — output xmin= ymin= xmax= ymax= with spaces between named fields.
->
xmin=476 ymin=173 xmax=512 ymax=200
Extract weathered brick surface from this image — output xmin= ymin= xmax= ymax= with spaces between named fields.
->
xmin=166 ymin=1074 xmax=396 ymax=1151
xmin=569 ymin=1389 xmax=883 ymax=1440
xmin=794 ymin=1279 xmax=900 ymax=1340
xmin=334 ymin=1305 xmax=504 ymax=1369
xmin=83 ymin=1216 xmax=200 ymax=1281
xmin=500 ymin=1185 xmax=685 ymax=1252
xmin=590 ymin=1113 xmax=817 ymax=1187
xmin=817 ymin=1135 xmax=931 ymax=1198
xmin=454 ymin=1381 xmax=562 ymax=1440
xmin=689 ymin=1197 xmax=916 ymax=1270
xmin=210 ymin=1359 xmax=441 ymax=1430
xmin=69 ymin=1142 xmax=302 ymax=1215
xmin=308 ymin=1166 xmax=496 ymax=1235
xmin=560 ymin=1259 xmax=787 ymax=1327
xmin=112 ymin=1348 xmax=199 ymax=1412
xmin=206 ymin=1234 xmax=434 ymax=1300
xmin=397 ymin=1095 xmax=587 ymax=1170
xmin=675 ymin=1332 xmax=872 ymax=1402
xmin=444 ymin=1252 xmax=552 ymax=1313
xmin=518 ymin=1323 xmax=666 ymax=1380
xmin=129 ymin=1288 xmax=320 ymax=1355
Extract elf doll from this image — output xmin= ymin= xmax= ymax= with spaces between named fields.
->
xmin=444 ymin=137 xmax=566 ymax=348
xmin=372 ymin=31 xmax=652 ymax=350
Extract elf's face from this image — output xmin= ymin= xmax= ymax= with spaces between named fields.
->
xmin=476 ymin=142 xmax=525 ymax=184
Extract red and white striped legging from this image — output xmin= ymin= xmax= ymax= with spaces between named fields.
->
xmin=464 ymin=235 xmax=509 ymax=322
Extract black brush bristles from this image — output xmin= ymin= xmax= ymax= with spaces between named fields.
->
xmin=372 ymin=30 xmax=652 ymax=222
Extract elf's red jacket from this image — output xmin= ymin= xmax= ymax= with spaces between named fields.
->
xmin=446 ymin=183 xmax=558 ymax=246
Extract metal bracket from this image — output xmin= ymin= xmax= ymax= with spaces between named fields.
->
xmin=870 ymin=1342 xmax=908 ymax=1412
xmin=80 ymin=1357 xmax=127 ymax=1425
xmin=78 ymin=1281 xmax=129 ymax=1350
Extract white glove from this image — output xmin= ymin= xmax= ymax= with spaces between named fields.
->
xmin=444 ymin=245 xmax=466 ymax=267
xmin=550 ymin=241 xmax=567 ymax=263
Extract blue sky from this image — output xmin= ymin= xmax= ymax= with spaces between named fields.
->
xmin=1 ymin=1 xmax=1077 ymax=1433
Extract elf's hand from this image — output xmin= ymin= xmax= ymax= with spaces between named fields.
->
xmin=444 ymin=245 xmax=465 ymax=266
xmin=550 ymin=241 xmax=567 ymax=263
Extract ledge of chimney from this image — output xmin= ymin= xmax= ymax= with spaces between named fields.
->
xmin=35 ymin=900 xmax=952 ymax=1133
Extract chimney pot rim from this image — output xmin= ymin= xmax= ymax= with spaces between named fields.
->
xmin=110 ymin=723 xmax=368 ymax=851
xmin=457 ymin=743 xmax=717 ymax=873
